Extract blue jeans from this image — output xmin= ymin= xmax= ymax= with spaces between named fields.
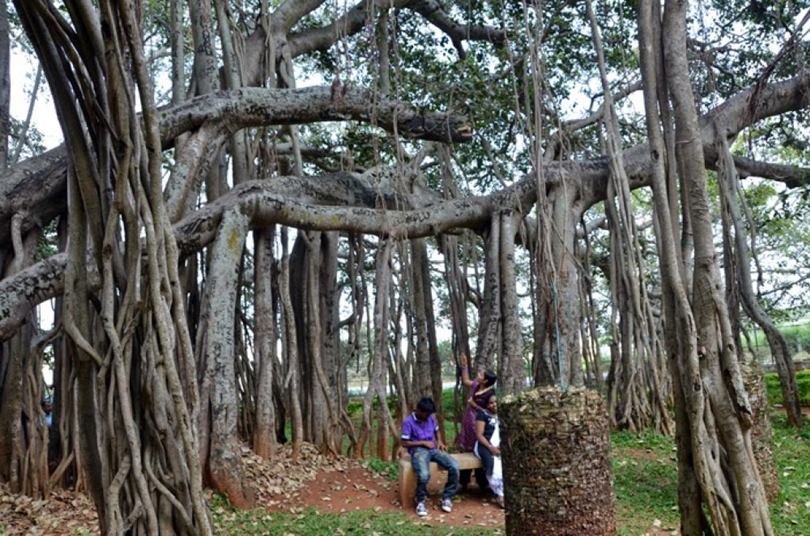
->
xmin=411 ymin=448 xmax=459 ymax=503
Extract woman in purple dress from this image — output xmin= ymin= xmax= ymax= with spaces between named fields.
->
xmin=456 ymin=353 xmax=497 ymax=490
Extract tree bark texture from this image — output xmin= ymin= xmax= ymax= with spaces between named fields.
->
xmin=500 ymin=387 xmax=616 ymax=536
xmin=196 ymin=208 xmax=255 ymax=507
xmin=14 ymin=2 xmax=211 ymax=532
xmin=636 ymin=1 xmax=774 ymax=533
xmin=253 ymin=227 xmax=278 ymax=459
xmin=716 ymin=132 xmax=803 ymax=428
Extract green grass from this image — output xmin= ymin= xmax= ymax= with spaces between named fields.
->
xmin=211 ymin=495 xmax=501 ymax=535
xmin=769 ymin=414 xmax=810 ymax=534
xmin=364 ymin=458 xmax=399 ymax=481
xmin=612 ymin=430 xmax=679 ymax=535
xmin=611 ymin=414 xmax=810 ymax=535
xmin=765 ymin=370 xmax=810 ymax=406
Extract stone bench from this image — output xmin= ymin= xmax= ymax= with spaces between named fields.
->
xmin=397 ymin=451 xmax=482 ymax=507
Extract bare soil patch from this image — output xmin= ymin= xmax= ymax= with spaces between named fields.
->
xmin=270 ymin=464 xmax=506 ymax=529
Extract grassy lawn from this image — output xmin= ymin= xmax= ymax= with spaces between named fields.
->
xmin=612 ymin=430 xmax=679 ymax=535
xmin=766 ymin=370 xmax=810 ymax=406
xmin=613 ymin=414 xmax=810 ymax=535
xmin=211 ymin=497 xmax=500 ymax=535
xmin=769 ymin=414 xmax=810 ymax=534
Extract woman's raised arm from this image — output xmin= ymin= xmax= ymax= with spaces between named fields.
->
xmin=459 ymin=352 xmax=473 ymax=388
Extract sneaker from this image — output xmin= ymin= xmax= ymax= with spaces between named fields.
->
xmin=441 ymin=498 xmax=453 ymax=513
xmin=416 ymin=502 xmax=428 ymax=517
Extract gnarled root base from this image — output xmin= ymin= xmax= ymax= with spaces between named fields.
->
xmin=500 ymin=386 xmax=616 ymax=536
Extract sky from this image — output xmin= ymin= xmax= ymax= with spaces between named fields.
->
xmin=10 ymin=47 xmax=61 ymax=151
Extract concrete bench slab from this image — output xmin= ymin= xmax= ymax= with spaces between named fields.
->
xmin=398 ymin=452 xmax=482 ymax=507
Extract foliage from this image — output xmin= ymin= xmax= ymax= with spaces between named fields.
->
xmin=34 ymin=218 xmax=59 ymax=261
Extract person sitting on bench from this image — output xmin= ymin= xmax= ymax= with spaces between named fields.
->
xmin=474 ymin=392 xmax=504 ymax=508
xmin=400 ymin=396 xmax=460 ymax=517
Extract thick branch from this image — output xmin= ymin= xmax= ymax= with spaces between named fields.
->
xmin=272 ymin=0 xmax=327 ymax=32
xmin=287 ymin=0 xmax=412 ymax=57
xmin=0 ymin=86 xmax=470 ymax=243
xmin=0 ymin=147 xmax=67 ymax=244
xmin=2 ymin=74 xmax=810 ymax=339
xmin=731 ymin=155 xmax=810 ymax=188
xmin=160 ymin=86 xmax=471 ymax=144
xmin=286 ymin=0 xmax=504 ymax=58
xmin=0 ymin=253 xmax=65 ymax=340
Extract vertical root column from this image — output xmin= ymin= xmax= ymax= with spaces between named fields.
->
xmin=477 ymin=212 xmax=524 ymax=395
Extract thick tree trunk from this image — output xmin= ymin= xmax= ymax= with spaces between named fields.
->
xmin=290 ymin=232 xmax=341 ymax=454
xmin=279 ymin=227 xmax=304 ymax=459
xmin=638 ymin=4 xmax=711 ymax=531
xmin=499 ymin=211 xmax=524 ymax=395
xmin=476 ymin=217 xmax=501 ymax=370
xmin=534 ymin=186 xmax=584 ymax=389
xmin=741 ymin=362 xmax=779 ymax=501
xmin=410 ymin=239 xmax=433 ymax=398
xmin=197 ymin=208 xmax=255 ymax=508
xmin=0 ymin=0 xmax=9 ymax=170
xmin=14 ymin=3 xmax=212 ymax=532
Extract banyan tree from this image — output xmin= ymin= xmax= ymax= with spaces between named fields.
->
xmin=0 ymin=0 xmax=808 ymax=534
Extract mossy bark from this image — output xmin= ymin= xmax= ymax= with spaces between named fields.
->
xmin=500 ymin=386 xmax=616 ymax=536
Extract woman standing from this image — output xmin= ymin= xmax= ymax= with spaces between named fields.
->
xmin=457 ymin=353 xmax=497 ymax=490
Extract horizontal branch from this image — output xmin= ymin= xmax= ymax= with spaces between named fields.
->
xmin=732 ymin=155 xmax=810 ymax=188
xmin=286 ymin=0 xmax=506 ymax=58
xmin=582 ymin=73 xmax=810 ymax=205
xmin=0 ymin=253 xmax=66 ymax=340
xmin=160 ymin=86 xmax=472 ymax=145
xmin=2 ymin=73 xmax=810 ymax=340
xmin=0 ymin=147 xmax=67 ymax=245
xmin=287 ymin=0 xmax=412 ymax=57
xmin=0 ymin=86 xmax=470 ymax=245
xmin=0 ymin=171 xmax=461 ymax=340
xmin=273 ymin=0 xmax=327 ymax=32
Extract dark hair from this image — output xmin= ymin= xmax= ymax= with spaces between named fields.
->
xmin=483 ymin=391 xmax=496 ymax=405
xmin=484 ymin=370 xmax=497 ymax=387
xmin=416 ymin=396 xmax=436 ymax=414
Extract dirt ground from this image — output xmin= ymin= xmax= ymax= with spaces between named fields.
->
xmin=271 ymin=465 xmax=506 ymax=529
